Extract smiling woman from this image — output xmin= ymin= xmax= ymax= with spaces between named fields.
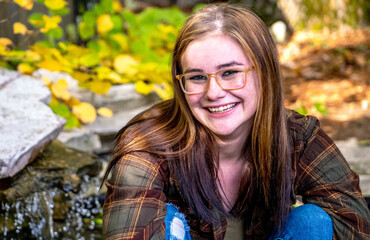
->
xmin=180 ymin=34 xmax=259 ymax=139
xmin=102 ymin=3 xmax=370 ymax=240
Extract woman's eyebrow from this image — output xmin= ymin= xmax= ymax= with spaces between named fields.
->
xmin=183 ymin=68 xmax=203 ymax=74
xmin=183 ymin=61 xmax=244 ymax=74
xmin=216 ymin=61 xmax=244 ymax=70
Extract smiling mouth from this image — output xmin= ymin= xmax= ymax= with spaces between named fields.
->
xmin=207 ymin=103 xmax=237 ymax=113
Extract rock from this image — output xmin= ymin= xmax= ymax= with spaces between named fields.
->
xmin=0 ymin=140 xmax=102 ymax=203
xmin=0 ymin=140 xmax=102 ymax=238
xmin=89 ymin=84 xmax=160 ymax=112
xmin=57 ymin=128 xmax=102 ymax=153
xmin=33 ymin=69 xmax=160 ymax=111
xmin=86 ymin=105 xmax=151 ymax=136
xmin=0 ymin=68 xmax=66 ymax=178
xmin=0 ymin=68 xmax=20 ymax=87
xmin=336 ymin=138 xmax=370 ymax=197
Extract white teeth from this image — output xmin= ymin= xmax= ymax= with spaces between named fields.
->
xmin=208 ymin=103 xmax=236 ymax=113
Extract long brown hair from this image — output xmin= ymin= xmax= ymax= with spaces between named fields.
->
xmin=103 ymin=3 xmax=291 ymax=238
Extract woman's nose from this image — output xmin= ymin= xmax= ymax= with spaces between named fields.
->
xmin=204 ymin=76 xmax=227 ymax=100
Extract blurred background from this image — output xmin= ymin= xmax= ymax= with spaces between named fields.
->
xmin=0 ymin=0 xmax=369 ymax=239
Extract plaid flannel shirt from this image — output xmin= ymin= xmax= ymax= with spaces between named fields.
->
xmin=103 ymin=109 xmax=370 ymax=239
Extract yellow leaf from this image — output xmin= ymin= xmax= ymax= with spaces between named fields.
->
xmin=50 ymin=48 xmax=72 ymax=72
xmin=107 ymin=71 xmax=123 ymax=83
xmin=157 ymin=24 xmax=177 ymax=35
xmin=25 ymin=50 xmax=41 ymax=61
xmin=14 ymin=0 xmax=33 ymax=10
xmin=71 ymin=71 xmax=94 ymax=82
xmin=37 ymin=59 xmax=63 ymax=72
xmin=17 ymin=63 xmax=35 ymax=74
xmin=65 ymin=44 xmax=91 ymax=57
xmin=50 ymin=96 xmax=59 ymax=105
xmin=41 ymin=76 xmax=51 ymax=86
xmin=51 ymin=79 xmax=71 ymax=101
xmin=13 ymin=22 xmax=28 ymax=35
xmin=110 ymin=33 xmax=129 ymax=51
xmin=113 ymin=1 xmax=122 ymax=13
xmin=44 ymin=0 xmax=67 ymax=10
xmin=96 ymin=66 xmax=111 ymax=79
xmin=135 ymin=80 xmax=153 ymax=95
xmin=40 ymin=15 xmax=61 ymax=33
xmin=31 ymin=45 xmax=53 ymax=56
xmin=97 ymin=14 xmax=113 ymax=35
xmin=113 ymin=54 xmax=139 ymax=75
xmin=0 ymin=38 xmax=13 ymax=47
xmin=72 ymin=102 xmax=96 ymax=124
xmin=89 ymin=80 xmax=112 ymax=95
xmin=97 ymin=107 xmax=113 ymax=118
xmin=67 ymin=97 xmax=80 ymax=107
xmin=153 ymin=83 xmax=173 ymax=100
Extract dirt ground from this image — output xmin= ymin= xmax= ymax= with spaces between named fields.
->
xmin=279 ymin=27 xmax=370 ymax=141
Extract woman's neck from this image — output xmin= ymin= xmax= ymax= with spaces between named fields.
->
xmin=217 ymin=131 xmax=250 ymax=163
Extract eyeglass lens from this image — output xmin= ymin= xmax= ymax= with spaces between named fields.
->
xmin=181 ymin=68 xmax=246 ymax=94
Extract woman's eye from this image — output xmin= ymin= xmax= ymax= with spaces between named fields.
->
xmin=222 ymin=70 xmax=239 ymax=77
xmin=188 ymin=75 xmax=207 ymax=81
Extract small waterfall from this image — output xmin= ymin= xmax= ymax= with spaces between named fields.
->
xmin=1 ymin=176 xmax=103 ymax=239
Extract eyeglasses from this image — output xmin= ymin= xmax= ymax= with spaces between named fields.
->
xmin=176 ymin=66 xmax=255 ymax=95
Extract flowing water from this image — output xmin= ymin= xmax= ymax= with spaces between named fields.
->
xmin=0 ymin=176 xmax=103 ymax=240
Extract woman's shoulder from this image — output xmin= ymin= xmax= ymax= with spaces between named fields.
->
xmin=285 ymin=108 xmax=320 ymax=141
xmin=110 ymin=151 xmax=169 ymax=186
xmin=114 ymin=151 xmax=167 ymax=171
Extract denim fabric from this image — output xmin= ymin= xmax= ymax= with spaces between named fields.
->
xmin=268 ymin=204 xmax=333 ymax=240
xmin=165 ymin=203 xmax=333 ymax=240
xmin=165 ymin=203 xmax=192 ymax=240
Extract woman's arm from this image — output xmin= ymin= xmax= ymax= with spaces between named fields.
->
xmin=103 ymin=152 xmax=168 ymax=240
xmin=294 ymin=116 xmax=370 ymax=240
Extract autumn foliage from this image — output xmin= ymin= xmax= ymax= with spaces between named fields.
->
xmin=0 ymin=0 xmax=187 ymax=128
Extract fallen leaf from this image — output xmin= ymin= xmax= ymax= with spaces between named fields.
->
xmin=135 ymin=80 xmax=153 ymax=95
xmin=17 ymin=63 xmax=35 ymax=74
xmin=97 ymin=107 xmax=113 ymax=117
xmin=37 ymin=59 xmax=64 ymax=72
xmin=72 ymin=102 xmax=97 ymax=124
xmin=88 ymin=80 xmax=111 ymax=95
xmin=41 ymin=76 xmax=51 ymax=85
xmin=51 ymin=79 xmax=71 ymax=101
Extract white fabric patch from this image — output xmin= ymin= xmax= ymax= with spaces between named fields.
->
xmin=170 ymin=216 xmax=185 ymax=239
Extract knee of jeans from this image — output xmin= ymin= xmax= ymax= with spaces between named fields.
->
xmin=165 ymin=203 xmax=191 ymax=240
xmin=289 ymin=204 xmax=332 ymax=227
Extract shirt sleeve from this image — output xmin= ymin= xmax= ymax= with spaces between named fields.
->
xmin=103 ymin=152 xmax=167 ymax=240
xmin=294 ymin=117 xmax=370 ymax=240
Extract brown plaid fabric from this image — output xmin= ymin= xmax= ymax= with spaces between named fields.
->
xmin=103 ymin=109 xmax=370 ymax=239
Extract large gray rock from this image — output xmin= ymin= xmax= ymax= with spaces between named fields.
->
xmin=0 ymin=68 xmax=66 ymax=178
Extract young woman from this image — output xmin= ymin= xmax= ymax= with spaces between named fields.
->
xmin=102 ymin=3 xmax=370 ymax=240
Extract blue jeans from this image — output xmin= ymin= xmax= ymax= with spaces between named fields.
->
xmin=165 ymin=203 xmax=333 ymax=240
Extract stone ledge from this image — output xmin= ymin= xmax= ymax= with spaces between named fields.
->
xmin=0 ymin=68 xmax=66 ymax=178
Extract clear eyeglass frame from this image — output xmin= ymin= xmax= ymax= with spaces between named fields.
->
xmin=176 ymin=66 xmax=255 ymax=95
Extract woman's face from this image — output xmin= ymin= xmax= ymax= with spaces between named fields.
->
xmin=180 ymin=34 xmax=259 ymax=139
